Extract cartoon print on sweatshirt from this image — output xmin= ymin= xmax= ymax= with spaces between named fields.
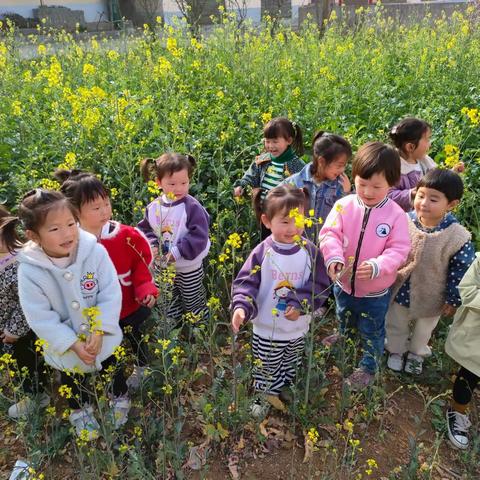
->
xmin=273 ymin=280 xmax=295 ymax=314
xmin=161 ymin=225 xmax=174 ymax=255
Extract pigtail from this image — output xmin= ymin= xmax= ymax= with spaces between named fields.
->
xmin=252 ymin=189 xmax=264 ymax=222
xmin=140 ymin=158 xmax=157 ymax=182
xmin=54 ymin=168 xmax=84 ymax=184
xmin=0 ymin=206 xmax=23 ymax=253
xmin=186 ymin=154 xmax=197 ymax=170
xmin=291 ymin=121 xmax=304 ymax=156
xmin=301 ymin=187 xmax=310 ymax=214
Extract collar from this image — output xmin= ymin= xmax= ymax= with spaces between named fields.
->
xmin=356 ymin=195 xmax=389 ymax=209
xmin=270 ymin=146 xmax=295 ymax=164
xmin=265 ymin=235 xmax=302 ymax=255
xmin=159 ymin=194 xmax=187 ymax=207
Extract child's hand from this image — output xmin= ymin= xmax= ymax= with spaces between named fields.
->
xmin=356 ymin=262 xmax=373 ymax=280
xmin=328 ymin=262 xmax=344 ymax=281
xmin=152 ymin=246 xmax=159 ymax=257
xmin=141 ymin=294 xmax=157 ymax=308
xmin=284 ymin=306 xmax=300 ymax=321
xmin=71 ymin=340 xmax=96 ymax=365
xmin=233 ymin=186 xmax=244 ymax=197
xmin=442 ymin=303 xmax=457 ymax=317
xmin=452 ymin=162 xmax=465 ymax=173
xmin=232 ymin=308 xmax=246 ymax=333
xmin=339 ymin=173 xmax=351 ymax=193
xmin=85 ymin=333 xmax=103 ymax=356
xmin=0 ymin=332 xmax=18 ymax=344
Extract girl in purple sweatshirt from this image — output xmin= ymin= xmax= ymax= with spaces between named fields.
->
xmin=231 ymin=185 xmax=329 ymax=415
xmin=138 ymin=153 xmax=210 ymax=331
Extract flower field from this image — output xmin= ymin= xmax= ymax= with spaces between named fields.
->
xmin=1 ymin=7 xmax=480 ymax=479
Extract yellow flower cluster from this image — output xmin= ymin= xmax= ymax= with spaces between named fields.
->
xmin=461 ymin=107 xmax=480 ymax=126
xmin=444 ymin=144 xmax=460 ymax=168
xmin=226 ymin=232 xmax=242 ymax=249
xmin=57 ymin=151 xmax=77 ymax=170
xmin=39 ymin=178 xmax=61 ymax=190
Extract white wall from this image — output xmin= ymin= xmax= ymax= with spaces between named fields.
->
xmin=0 ymin=0 xmax=108 ymax=23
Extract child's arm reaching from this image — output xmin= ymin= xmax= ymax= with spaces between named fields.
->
xmin=444 ymin=241 xmax=476 ymax=314
xmin=233 ymin=161 xmax=260 ymax=196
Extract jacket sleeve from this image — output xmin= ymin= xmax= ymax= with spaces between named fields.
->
xmin=369 ymin=211 xmax=411 ymax=278
xmin=171 ymin=201 xmax=210 ymax=261
xmin=233 ymin=161 xmax=260 ymax=189
xmin=387 ymin=186 xmax=412 ymax=212
xmin=318 ymin=201 xmax=346 ymax=268
xmin=231 ymin=244 xmax=265 ymax=322
xmin=286 ymin=243 xmax=330 ymax=313
xmin=4 ymin=284 xmax=31 ymax=339
xmin=127 ymin=228 xmax=159 ymax=301
xmin=137 ymin=205 xmax=159 ymax=248
xmin=94 ymin=245 xmax=122 ymax=335
xmin=456 ymin=255 xmax=480 ymax=312
xmin=445 ymin=241 xmax=476 ymax=307
xmin=18 ymin=267 xmax=79 ymax=355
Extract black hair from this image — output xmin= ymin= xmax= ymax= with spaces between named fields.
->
xmin=352 ymin=142 xmax=401 ymax=187
xmin=55 ymin=169 xmax=109 ymax=210
xmin=416 ymin=168 xmax=464 ymax=202
xmin=311 ymin=131 xmax=352 ymax=176
xmin=389 ymin=117 xmax=431 ymax=155
xmin=140 ymin=153 xmax=196 ymax=182
xmin=253 ymin=184 xmax=309 ymax=221
xmin=263 ymin=117 xmax=304 ymax=156
xmin=0 ymin=205 xmax=23 ymax=253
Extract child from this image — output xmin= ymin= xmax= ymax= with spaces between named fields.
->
xmin=231 ymin=185 xmax=329 ymax=414
xmin=137 ymin=153 xmax=210 ymax=330
xmin=16 ymin=189 xmax=129 ymax=438
xmin=282 ymin=131 xmax=352 ymax=242
xmin=0 ymin=206 xmax=49 ymax=418
xmin=319 ymin=142 xmax=411 ymax=390
xmin=57 ymin=170 xmax=159 ymax=390
xmin=233 ymin=117 xmax=306 ymax=240
xmin=445 ymin=254 xmax=480 ymax=449
xmin=385 ymin=169 xmax=475 ymax=374
xmin=388 ymin=117 xmax=436 ymax=211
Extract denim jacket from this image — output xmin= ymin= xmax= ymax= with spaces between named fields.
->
xmin=282 ymin=162 xmax=345 ymax=242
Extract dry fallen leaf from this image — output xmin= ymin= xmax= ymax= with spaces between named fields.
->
xmin=228 ymin=454 xmax=240 ymax=479
xmin=184 ymin=441 xmax=209 ymax=471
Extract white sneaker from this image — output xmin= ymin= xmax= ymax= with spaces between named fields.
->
xmin=250 ymin=399 xmax=270 ymax=420
xmin=8 ymin=392 xmax=50 ymax=419
xmin=110 ymin=394 xmax=131 ymax=429
xmin=446 ymin=408 xmax=471 ymax=449
xmin=126 ymin=365 xmax=149 ymax=390
xmin=69 ymin=406 xmax=100 ymax=440
xmin=387 ymin=353 xmax=404 ymax=372
xmin=404 ymin=352 xmax=423 ymax=374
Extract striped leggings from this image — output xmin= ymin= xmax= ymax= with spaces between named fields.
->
xmin=160 ymin=265 xmax=208 ymax=329
xmin=252 ymin=333 xmax=305 ymax=395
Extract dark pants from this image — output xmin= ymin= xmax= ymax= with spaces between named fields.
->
xmin=334 ymin=285 xmax=391 ymax=374
xmin=121 ymin=306 xmax=151 ymax=367
xmin=453 ymin=366 xmax=480 ymax=405
xmin=60 ymin=355 xmax=128 ymax=410
xmin=2 ymin=330 xmax=47 ymax=394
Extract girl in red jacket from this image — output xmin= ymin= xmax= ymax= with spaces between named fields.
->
xmin=57 ymin=170 xmax=158 ymax=390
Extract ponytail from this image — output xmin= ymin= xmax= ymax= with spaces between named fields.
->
xmin=0 ymin=206 xmax=23 ymax=253
xmin=252 ymin=189 xmax=264 ymax=221
xmin=140 ymin=158 xmax=157 ymax=182
xmin=291 ymin=122 xmax=304 ymax=156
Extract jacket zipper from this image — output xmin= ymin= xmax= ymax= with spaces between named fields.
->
xmin=350 ymin=207 xmax=371 ymax=296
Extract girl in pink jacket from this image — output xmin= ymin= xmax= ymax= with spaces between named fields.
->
xmin=319 ymin=142 xmax=411 ymax=390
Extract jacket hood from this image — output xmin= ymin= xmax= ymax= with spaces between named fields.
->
xmin=17 ymin=228 xmax=97 ymax=270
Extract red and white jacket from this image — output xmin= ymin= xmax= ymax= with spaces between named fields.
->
xmin=100 ymin=221 xmax=158 ymax=320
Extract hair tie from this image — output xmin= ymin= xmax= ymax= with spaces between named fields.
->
xmin=390 ymin=126 xmax=398 ymax=135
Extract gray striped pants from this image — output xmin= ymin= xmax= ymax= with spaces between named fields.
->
xmin=252 ymin=333 xmax=305 ymax=395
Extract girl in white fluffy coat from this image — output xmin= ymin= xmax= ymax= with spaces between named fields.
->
xmin=17 ymin=189 xmax=129 ymax=439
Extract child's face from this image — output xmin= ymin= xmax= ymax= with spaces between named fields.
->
xmin=79 ymin=195 xmax=112 ymax=235
xmin=264 ymin=136 xmax=292 ymax=158
xmin=29 ymin=206 xmax=79 ymax=258
xmin=318 ymin=154 xmax=348 ymax=181
xmin=158 ymin=169 xmax=190 ymax=201
xmin=355 ymin=172 xmax=390 ymax=207
xmin=262 ymin=208 xmax=304 ymax=244
xmin=409 ymin=129 xmax=431 ymax=161
xmin=414 ymin=186 xmax=459 ymax=226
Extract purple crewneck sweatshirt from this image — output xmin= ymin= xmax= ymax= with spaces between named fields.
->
xmin=137 ymin=194 xmax=210 ymax=272
xmin=231 ymin=236 xmax=329 ymax=340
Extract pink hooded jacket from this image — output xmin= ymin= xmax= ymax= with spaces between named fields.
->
xmin=319 ymin=194 xmax=411 ymax=298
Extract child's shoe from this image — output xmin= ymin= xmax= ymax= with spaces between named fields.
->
xmin=69 ymin=406 xmax=100 ymax=440
xmin=387 ymin=353 xmax=404 ymax=372
xmin=265 ymin=394 xmax=287 ymax=413
xmin=110 ymin=394 xmax=131 ymax=429
xmin=126 ymin=365 xmax=150 ymax=390
xmin=345 ymin=369 xmax=375 ymax=391
xmin=8 ymin=392 xmax=50 ymax=419
xmin=446 ymin=408 xmax=471 ymax=449
xmin=250 ymin=398 xmax=270 ymax=420
xmin=404 ymin=352 xmax=423 ymax=375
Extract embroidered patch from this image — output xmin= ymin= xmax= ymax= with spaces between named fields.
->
xmin=80 ymin=272 xmax=98 ymax=296
xmin=376 ymin=223 xmax=391 ymax=237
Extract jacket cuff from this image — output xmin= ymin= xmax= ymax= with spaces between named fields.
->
xmin=365 ymin=260 xmax=380 ymax=279
xmin=325 ymin=257 xmax=345 ymax=269
xmin=135 ymin=282 xmax=159 ymax=302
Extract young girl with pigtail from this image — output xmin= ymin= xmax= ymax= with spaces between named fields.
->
xmin=233 ymin=117 xmax=306 ymax=240
xmin=137 ymin=153 xmax=210 ymax=331
xmin=56 ymin=169 xmax=158 ymax=390
xmin=0 ymin=206 xmax=49 ymax=419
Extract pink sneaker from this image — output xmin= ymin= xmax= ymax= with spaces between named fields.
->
xmin=345 ymin=369 xmax=375 ymax=391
